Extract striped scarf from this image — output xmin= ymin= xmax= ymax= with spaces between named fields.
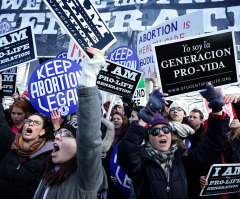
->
xmin=145 ymin=143 xmax=178 ymax=184
xmin=11 ymin=133 xmax=46 ymax=156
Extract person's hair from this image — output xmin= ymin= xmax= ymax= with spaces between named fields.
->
xmin=228 ymin=118 xmax=240 ymax=145
xmin=29 ymin=112 xmax=54 ymax=141
xmin=111 ymin=112 xmax=128 ymax=128
xmin=43 ymin=156 xmax=77 ymax=186
xmin=131 ymin=106 xmax=144 ymax=120
xmin=10 ymin=100 xmax=31 ymax=118
xmin=190 ymin=109 xmax=204 ymax=120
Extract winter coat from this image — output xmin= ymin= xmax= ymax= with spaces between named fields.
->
xmin=34 ymin=86 xmax=108 ymax=199
xmin=117 ymin=113 xmax=230 ymax=199
xmin=0 ymin=103 xmax=53 ymax=199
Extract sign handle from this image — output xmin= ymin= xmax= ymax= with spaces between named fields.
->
xmin=106 ymin=95 xmax=115 ymax=120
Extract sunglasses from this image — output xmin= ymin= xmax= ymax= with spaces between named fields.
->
xmin=148 ymin=126 xmax=172 ymax=136
xmin=54 ymin=130 xmax=75 ymax=138
xmin=170 ymin=107 xmax=183 ymax=112
xmin=24 ymin=119 xmax=42 ymax=126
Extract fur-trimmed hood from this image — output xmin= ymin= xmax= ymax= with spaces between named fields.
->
xmin=101 ymin=119 xmax=115 ymax=153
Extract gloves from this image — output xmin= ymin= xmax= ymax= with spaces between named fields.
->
xmin=140 ymin=89 xmax=165 ymax=123
xmin=122 ymin=95 xmax=135 ymax=109
xmin=79 ymin=53 xmax=105 ymax=87
xmin=200 ymin=84 xmax=225 ymax=112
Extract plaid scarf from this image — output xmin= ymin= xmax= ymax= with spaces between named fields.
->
xmin=145 ymin=143 xmax=178 ymax=184
xmin=11 ymin=133 xmax=46 ymax=157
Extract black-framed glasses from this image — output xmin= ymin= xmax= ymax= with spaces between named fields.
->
xmin=148 ymin=126 xmax=172 ymax=136
xmin=54 ymin=130 xmax=75 ymax=138
xmin=24 ymin=119 xmax=42 ymax=126
xmin=170 ymin=107 xmax=183 ymax=112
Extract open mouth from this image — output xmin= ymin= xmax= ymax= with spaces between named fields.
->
xmin=53 ymin=143 xmax=60 ymax=152
xmin=25 ymin=128 xmax=32 ymax=135
xmin=160 ymin=139 xmax=167 ymax=144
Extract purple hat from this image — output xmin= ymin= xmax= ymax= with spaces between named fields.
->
xmin=148 ymin=113 xmax=171 ymax=130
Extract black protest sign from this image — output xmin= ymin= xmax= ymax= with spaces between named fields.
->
xmin=200 ymin=164 xmax=240 ymax=196
xmin=0 ymin=26 xmax=37 ymax=72
xmin=97 ymin=60 xmax=142 ymax=97
xmin=2 ymin=73 xmax=17 ymax=96
xmin=152 ymin=30 xmax=239 ymax=96
xmin=44 ymin=0 xmax=117 ymax=60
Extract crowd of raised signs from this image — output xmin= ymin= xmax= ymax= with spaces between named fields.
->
xmin=0 ymin=48 xmax=239 ymax=199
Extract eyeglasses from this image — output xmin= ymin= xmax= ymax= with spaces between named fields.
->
xmin=148 ymin=126 xmax=172 ymax=136
xmin=54 ymin=130 xmax=75 ymax=138
xmin=170 ymin=107 xmax=183 ymax=112
xmin=24 ymin=119 xmax=42 ymax=126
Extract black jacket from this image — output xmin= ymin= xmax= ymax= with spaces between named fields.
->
xmin=118 ymin=113 xmax=230 ymax=199
xmin=0 ymin=104 xmax=52 ymax=199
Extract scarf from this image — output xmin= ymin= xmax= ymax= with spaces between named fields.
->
xmin=169 ymin=121 xmax=195 ymax=138
xmin=145 ymin=142 xmax=178 ymax=184
xmin=11 ymin=133 xmax=46 ymax=156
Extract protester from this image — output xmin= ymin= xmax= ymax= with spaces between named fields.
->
xmin=129 ymin=106 xmax=143 ymax=124
xmin=0 ymin=110 xmax=54 ymax=199
xmin=167 ymin=100 xmax=195 ymax=148
xmin=112 ymin=100 xmax=125 ymax=115
xmin=33 ymin=47 xmax=108 ymax=199
xmin=111 ymin=111 xmax=128 ymax=148
xmin=8 ymin=100 xmax=31 ymax=133
xmin=70 ymin=114 xmax=77 ymax=121
xmin=200 ymin=94 xmax=240 ymax=199
xmin=162 ymin=99 xmax=173 ymax=119
xmin=118 ymin=83 xmax=230 ymax=199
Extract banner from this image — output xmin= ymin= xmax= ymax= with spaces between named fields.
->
xmin=107 ymin=46 xmax=139 ymax=70
xmin=0 ymin=26 xmax=37 ymax=72
xmin=133 ymin=79 xmax=147 ymax=106
xmin=1 ymin=1 xmax=239 ymax=58
xmin=96 ymin=60 xmax=142 ymax=97
xmin=200 ymin=164 xmax=240 ymax=196
xmin=152 ymin=30 xmax=239 ymax=97
xmin=43 ymin=0 xmax=117 ymax=60
xmin=138 ymin=11 xmax=204 ymax=78
xmin=110 ymin=143 xmax=132 ymax=197
xmin=1 ymin=73 xmax=17 ymax=97
xmin=67 ymin=39 xmax=86 ymax=65
xmin=28 ymin=58 xmax=82 ymax=117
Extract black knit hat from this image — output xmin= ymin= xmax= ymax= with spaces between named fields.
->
xmin=61 ymin=120 xmax=78 ymax=136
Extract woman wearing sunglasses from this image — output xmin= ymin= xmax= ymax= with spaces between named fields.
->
xmin=33 ymin=47 xmax=108 ymax=199
xmin=118 ymin=84 xmax=230 ymax=199
xmin=0 ymin=110 xmax=54 ymax=199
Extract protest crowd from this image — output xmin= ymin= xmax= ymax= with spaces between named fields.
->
xmin=0 ymin=1 xmax=240 ymax=199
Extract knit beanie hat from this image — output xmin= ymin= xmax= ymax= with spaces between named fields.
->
xmin=61 ymin=120 xmax=78 ymax=137
xmin=169 ymin=100 xmax=188 ymax=115
xmin=148 ymin=113 xmax=172 ymax=132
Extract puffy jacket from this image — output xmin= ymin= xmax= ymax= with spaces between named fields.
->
xmin=118 ymin=113 xmax=230 ymax=199
xmin=0 ymin=103 xmax=53 ymax=199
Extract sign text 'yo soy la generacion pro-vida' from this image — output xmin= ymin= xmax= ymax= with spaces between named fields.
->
xmin=28 ymin=58 xmax=82 ymax=117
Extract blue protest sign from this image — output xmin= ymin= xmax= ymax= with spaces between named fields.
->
xmin=28 ymin=58 xmax=82 ymax=117
xmin=110 ymin=143 xmax=132 ymax=197
xmin=56 ymin=51 xmax=68 ymax=58
xmin=107 ymin=46 xmax=139 ymax=70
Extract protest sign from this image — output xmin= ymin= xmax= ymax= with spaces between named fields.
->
xmin=97 ymin=60 xmax=142 ymax=97
xmin=133 ymin=79 xmax=147 ymax=106
xmin=0 ymin=26 xmax=37 ymax=72
xmin=200 ymin=164 xmax=240 ymax=196
xmin=138 ymin=11 xmax=204 ymax=79
xmin=0 ymin=19 xmax=13 ymax=35
xmin=28 ymin=58 xmax=82 ymax=117
xmin=44 ymin=0 xmax=117 ymax=60
xmin=152 ymin=30 xmax=239 ymax=97
xmin=1 ymin=73 xmax=17 ymax=97
xmin=107 ymin=46 xmax=139 ymax=70
xmin=110 ymin=143 xmax=132 ymax=197
xmin=0 ymin=67 xmax=17 ymax=74
xmin=56 ymin=51 xmax=68 ymax=58
xmin=67 ymin=39 xmax=86 ymax=65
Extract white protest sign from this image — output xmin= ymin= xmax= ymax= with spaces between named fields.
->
xmin=137 ymin=10 xmax=204 ymax=79
xmin=67 ymin=39 xmax=86 ymax=65
xmin=133 ymin=79 xmax=147 ymax=106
